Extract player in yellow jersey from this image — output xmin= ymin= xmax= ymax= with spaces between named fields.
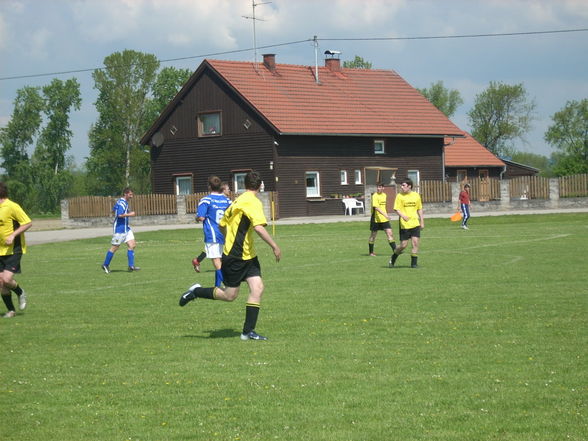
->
xmin=179 ymin=171 xmax=281 ymax=341
xmin=0 ymin=182 xmax=32 ymax=318
xmin=389 ymin=178 xmax=424 ymax=268
xmin=368 ymin=183 xmax=396 ymax=256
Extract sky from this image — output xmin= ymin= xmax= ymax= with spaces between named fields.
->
xmin=1 ymin=0 xmax=587 ymax=166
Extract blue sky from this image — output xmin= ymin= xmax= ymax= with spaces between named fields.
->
xmin=1 ymin=0 xmax=587 ymax=165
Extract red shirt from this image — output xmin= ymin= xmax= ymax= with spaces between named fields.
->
xmin=459 ymin=190 xmax=470 ymax=205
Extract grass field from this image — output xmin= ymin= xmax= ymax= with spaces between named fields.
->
xmin=1 ymin=213 xmax=587 ymax=441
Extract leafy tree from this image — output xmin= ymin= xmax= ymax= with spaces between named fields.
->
xmin=87 ymin=50 xmax=159 ymax=195
xmin=343 ymin=55 xmax=372 ymax=69
xmin=147 ymin=66 xmax=191 ymax=120
xmin=468 ymin=81 xmax=536 ymax=157
xmin=545 ymin=99 xmax=588 ymax=176
xmin=418 ymin=81 xmax=463 ymax=118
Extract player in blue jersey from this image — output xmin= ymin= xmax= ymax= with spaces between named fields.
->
xmin=194 ymin=176 xmax=232 ymax=287
xmin=101 ymin=188 xmax=140 ymax=273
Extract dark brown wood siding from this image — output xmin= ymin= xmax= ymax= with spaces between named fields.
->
xmin=275 ymin=136 xmax=444 ymax=217
xmin=445 ymin=167 xmax=503 ymax=181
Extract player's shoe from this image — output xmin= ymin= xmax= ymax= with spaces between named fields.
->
xmin=369 ymin=253 xmax=376 ymax=257
xmin=101 ymin=264 xmax=110 ymax=274
xmin=128 ymin=266 xmax=141 ymax=272
xmin=411 ymin=264 xmax=419 ymax=268
xmin=192 ymin=258 xmax=201 ymax=273
xmin=18 ymin=291 xmax=27 ymax=310
xmin=179 ymin=283 xmax=201 ymax=307
xmin=240 ymin=331 xmax=268 ymax=341
xmin=461 ymin=225 xmax=469 ymax=230
xmin=3 ymin=310 xmax=16 ymax=318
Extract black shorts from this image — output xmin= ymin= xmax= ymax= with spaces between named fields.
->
xmin=0 ymin=253 xmax=22 ymax=274
xmin=399 ymin=226 xmax=421 ymax=241
xmin=221 ymin=255 xmax=261 ymax=288
xmin=370 ymin=221 xmax=392 ymax=231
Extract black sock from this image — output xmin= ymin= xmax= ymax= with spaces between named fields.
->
xmin=193 ymin=287 xmax=215 ymax=299
xmin=243 ymin=303 xmax=260 ymax=334
xmin=197 ymin=252 xmax=206 ymax=262
xmin=389 ymin=241 xmax=396 ymax=251
xmin=11 ymin=284 xmax=23 ymax=296
xmin=411 ymin=255 xmax=418 ymax=267
xmin=391 ymin=252 xmax=399 ymax=266
xmin=368 ymin=242 xmax=374 ymax=254
xmin=2 ymin=294 xmax=15 ymax=311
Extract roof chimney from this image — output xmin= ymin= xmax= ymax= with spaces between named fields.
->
xmin=263 ymin=54 xmax=276 ymax=73
xmin=324 ymin=50 xmax=342 ymax=72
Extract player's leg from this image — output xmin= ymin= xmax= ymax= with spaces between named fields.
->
xmin=385 ymin=227 xmax=396 ymax=251
xmin=126 ymin=233 xmax=140 ymax=271
xmin=368 ymin=230 xmax=377 ymax=256
xmin=241 ymin=275 xmax=267 ymax=340
xmin=410 ymin=235 xmax=420 ymax=268
xmin=102 ymin=236 xmax=121 ymax=273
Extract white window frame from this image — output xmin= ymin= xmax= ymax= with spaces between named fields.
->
xmin=305 ymin=171 xmax=321 ymax=197
xmin=233 ymin=172 xmax=247 ymax=194
xmin=374 ymin=139 xmax=385 ymax=155
xmin=354 ymin=169 xmax=362 ymax=184
xmin=175 ymin=176 xmax=192 ymax=195
xmin=197 ymin=111 xmax=221 ymax=137
xmin=340 ymin=170 xmax=348 ymax=185
xmin=407 ymin=169 xmax=420 ymax=191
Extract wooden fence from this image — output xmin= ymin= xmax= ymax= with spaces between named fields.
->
xmin=68 ymin=194 xmax=177 ymax=218
xmin=559 ymin=174 xmax=588 ymax=197
xmin=420 ymin=180 xmax=451 ymax=202
xmin=509 ymin=176 xmax=550 ymax=199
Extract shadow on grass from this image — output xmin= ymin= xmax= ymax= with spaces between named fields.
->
xmin=183 ymin=328 xmax=240 ymax=339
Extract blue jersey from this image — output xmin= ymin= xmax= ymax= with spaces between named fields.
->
xmin=112 ymin=197 xmax=131 ymax=234
xmin=197 ymin=193 xmax=232 ymax=244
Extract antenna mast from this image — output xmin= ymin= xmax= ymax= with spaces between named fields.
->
xmin=243 ymin=0 xmax=271 ymax=71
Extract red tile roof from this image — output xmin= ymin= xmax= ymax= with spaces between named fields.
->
xmin=444 ymin=132 xmax=505 ymax=167
xmin=207 ymin=59 xmax=463 ymax=137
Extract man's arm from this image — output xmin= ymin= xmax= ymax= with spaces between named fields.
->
xmin=418 ymin=208 xmax=425 ymax=229
xmin=253 ymin=224 xmax=281 ymax=262
xmin=5 ymin=222 xmax=32 ymax=245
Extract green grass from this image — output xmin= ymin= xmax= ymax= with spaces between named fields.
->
xmin=2 ymin=214 xmax=587 ymax=441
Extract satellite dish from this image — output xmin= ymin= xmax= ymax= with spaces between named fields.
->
xmin=151 ymin=132 xmax=164 ymax=148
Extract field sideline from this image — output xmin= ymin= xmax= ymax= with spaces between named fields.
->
xmin=1 ymin=213 xmax=586 ymax=441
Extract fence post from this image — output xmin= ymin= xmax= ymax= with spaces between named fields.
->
xmin=500 ymin=180 xmax=510 ymax=209
xmin=177 ymin=194 xmax=189 ymax=223
xmin=451 ymin=182 xmax=460 ymax=208
xmin=549 ymin=178 xmax=559 ymax=208
xmin=60 ymin=199 xmax=70 ymax=226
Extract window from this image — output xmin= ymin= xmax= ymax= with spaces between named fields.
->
xmin=175 ymin=176 xmax=192 ymax=195
xmin=233 ymin=172 xmax=247 ymax=194
xmin=457 ymin=169 xmax=467 ymax=183
xmin=407 ymin=170 xmax=420 ymax=191
xmin=354 ymin=169 xmax=362 ymax=184
xmin=374 ymin=140 xmax=385 ymax=154
xmin=197 ymin=112 xmax=221 ymax=136
xmin=340 ymin=170 xmax=348 ymax=185
xmin=305 ymin=171 xmax=320 ymax=197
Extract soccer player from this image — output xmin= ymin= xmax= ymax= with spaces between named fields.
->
xmin=101 ymin=187 xmax=140 ymax=273
xmin=459 ymin=183 xmax=471 ymax=230
xmin=192 ymin=181 xmax=231 ymax=273
xmin=0 ymin=182 xmax=32 ymax=318
xmin=389 ymin=178 xmax=424 ymax=268
xmin=368 ymin=182 xmax=396 ymax=256
xmin=179 ymin=171 xmax=281 ymax=341
xmin=194 ymin=176 xmax=232 ymax=287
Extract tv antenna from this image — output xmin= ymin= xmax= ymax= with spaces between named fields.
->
xmin=242 ymin=0 xmax=271 ymax=70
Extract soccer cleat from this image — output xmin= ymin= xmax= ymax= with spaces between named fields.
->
xmin=240 ymin=331 xmax=268 ymax=341
xmin=101 ymin=264 xmax=110 ymax=274
xmin=18 ymin=291 xmax=27 ymax=310
xmin=369 ymin=253 xmax=376 ymax=257
xmin=411 ymin=264 xmax=419 ymax=268
xmin=461 ymin=225 xmax=469 ymax=230
xmin=179 ymin=283 xmax=201 ymax=307
xmin=3 ymin=310 xmax=16 ymax=318
xmin=192 ymin=258 xmax=201 ymax=273
xmin=128 ymin=266 xmax=141 ymax=272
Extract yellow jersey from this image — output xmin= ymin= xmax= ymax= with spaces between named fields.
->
xmin=371 ymin=192 xmax=388 ymax=223
xmin=0 ymin=199 xmax=31 ymax=256
xmin=221 ymin=191 xmax=267 ymax=260
xmin=393 ymin=191 xmax=422 ymax=230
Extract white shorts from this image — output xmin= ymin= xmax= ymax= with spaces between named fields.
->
xmin=111 ymin=230 xmax=135 ymax=246
xmin=204 ymin=242 xmax=222 ymax=259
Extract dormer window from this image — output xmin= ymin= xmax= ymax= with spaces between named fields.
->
xmin=198 ymin=112 xmax=221 ymax=137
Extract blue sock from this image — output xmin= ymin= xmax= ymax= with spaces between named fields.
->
xmin=215 ymin=269 xmax=223 ymax=287
xmin=127 ymin=250 xmax=135 ymax=267
xmin=103 ymin=251 xmax=114 ymax=266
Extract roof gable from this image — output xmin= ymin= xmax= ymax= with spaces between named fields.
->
xmin=444 ymin=132 xmax=505 ymax=167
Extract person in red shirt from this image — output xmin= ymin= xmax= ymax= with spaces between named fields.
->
xmin=458 ymin=183 xmax=471 ymax=230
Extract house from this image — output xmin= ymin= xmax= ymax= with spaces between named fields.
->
xmin=444 ymin=132 xmax=506 ymax=183
xmin=141 ymin=54 xmax=464 ymax=218
xmin=501 ymin=159 xmax=540 ymax=178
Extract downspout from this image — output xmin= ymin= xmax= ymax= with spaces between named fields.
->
xmin=500 ymin=165 xmax=507 ymax=180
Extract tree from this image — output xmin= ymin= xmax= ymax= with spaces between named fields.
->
xmin=418 ymin=81 xmax=463 ymax=118
xmin=147 ymin=66 xmax=191 ymax=120
xmin=468 ymin=81 xmax=536 ymax=157
xmin=545 ymin=99 xmax=588 ymax=176
xmin=343 ymin=55 xmax=372 ymax=69
xmin=87 ymin=50 xmax=159 ymax=195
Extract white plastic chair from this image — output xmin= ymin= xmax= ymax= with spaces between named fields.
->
xmin=342 ymin=198 xmax=365 ymax=215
